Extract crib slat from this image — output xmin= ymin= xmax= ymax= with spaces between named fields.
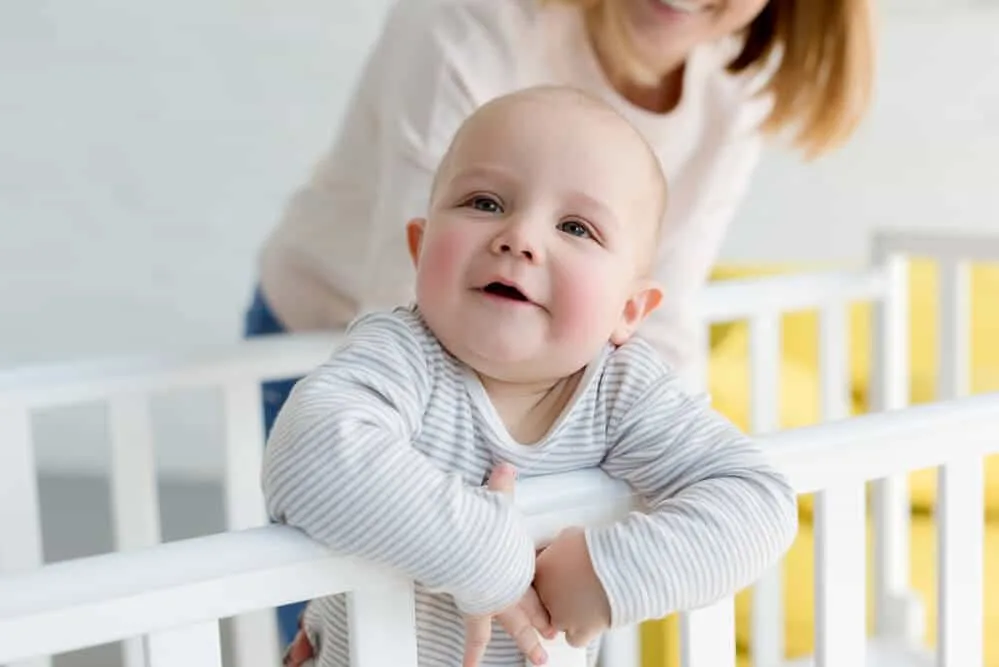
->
xmin=870 ymin=253 xmax=914 ymax=640
xmin=748 ymin=314 xmax=783 ymax=667
xmin=934 ymin=258 xmax=982 ymax=665
xmin=108 ymin=394 xmax=163 ymax=667
xmin=145 ymin=621 xmax=222 ymax=667
xmin=108 ymin=394 xmax=163 ymax=549
xmin=349 ymin=579 xmax=418 ymax=666
xmin=0 ymin=408 xmax=43 ymax=574
xmin=0 ymin=407 xmax=50 ymax=667
xmin=222 ymin=381 xmax=268 ymax=530
xmin=935 ymin=260 xmax=981 ymax=662
xmin=937 ymin=458 xmax=984 ymax=666
xmin=749 ymin=314 xmax=780 ymax=432
xmin=221 ymin=381 xmax=280 ymax=667
xmin=680 ymin=599 xmax=736 ymax=667
xmin=937 ymin=259 xmax=971 ymax=400
xmin=814 ymin=484 xmax=866 ymax=667
xmin=597 ymin=626 xmax=639 ymax=666
xmin=819 ymin=304 xmax=850 ymax=421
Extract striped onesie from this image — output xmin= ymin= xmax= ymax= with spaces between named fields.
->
xmin=262 ymin=307 xmax=797 ymax=667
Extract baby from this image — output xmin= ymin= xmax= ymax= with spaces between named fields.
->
xmin=262 ymin=85 xmax=798 ymax=667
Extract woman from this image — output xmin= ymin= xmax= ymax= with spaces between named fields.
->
xmin=246 ymin=0 xmax=874 ymax=646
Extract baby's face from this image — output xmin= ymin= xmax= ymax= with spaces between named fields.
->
xmin=409 ymin=91 xmax=664 ymax=384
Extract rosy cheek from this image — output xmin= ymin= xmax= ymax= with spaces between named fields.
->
xmin=551 ymin=262 xmax=609 ymax=333
xmin=416 ymin=228 xmax=471 ymax=294
xmin=424 ymin=228 xmax=468 ymax=265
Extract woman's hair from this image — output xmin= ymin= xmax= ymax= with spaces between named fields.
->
xmin=543 ymin=0 xmax=875 ymax=159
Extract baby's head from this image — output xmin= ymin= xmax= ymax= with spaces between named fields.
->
xmin=406 ymin=85 xmax=667 ymax=385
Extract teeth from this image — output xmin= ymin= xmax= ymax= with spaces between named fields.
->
xmin=657 ymin=0 xmax=702 ymax=12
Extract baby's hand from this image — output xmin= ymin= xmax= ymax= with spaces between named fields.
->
xmin=462 ymin=464 xmax=556 ymax=667
xmin=463 ymin=585 xmax=555 ymax=666
xmin=534 ymin=527 xmax=611 ymax=648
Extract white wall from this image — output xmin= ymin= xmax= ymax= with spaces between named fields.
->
xmin=1 ymin=1 xmax=998 ymax=478
xmin=0 ymin=0 xmax=393 ymax=367
xmin=725 ymin=3 xmax=999 ymax=265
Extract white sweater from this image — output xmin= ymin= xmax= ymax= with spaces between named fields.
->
xmin=258 ymin=0 xmax=773 ymax=379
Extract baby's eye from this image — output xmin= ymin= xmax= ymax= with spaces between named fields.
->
xmin=557 ymin=219 xmax=592 ymax=239
xmin=467 ymin=195 xmax=503 ymax=213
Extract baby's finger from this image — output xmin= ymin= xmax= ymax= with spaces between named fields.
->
xmin=486 ymin=463 xmax=517 ymax=496
xmin=498 ymin=609 xmax=547 ymax=665
xmin=462 ymin=617 xmax=492 ymax=667
xmin=521 ymin=586 xmax=555 ymax=639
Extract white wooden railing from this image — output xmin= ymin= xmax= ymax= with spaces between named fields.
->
xmin=1 ymin=229 xmax=996 ymax=667
xmin=692 ymin=268 xmax=886 ymax=667
xmin=0 ymin=333 xmax=345 ymax=667
xmin=1 ymin=393 xmax=994 ymax=667
xmin=867 ymin=229 xmax=999 ymax=647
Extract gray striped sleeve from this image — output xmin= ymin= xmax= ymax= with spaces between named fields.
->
xmin=261 ymin=313 xmax=536 ymax=616
xmin=587 ymin=370 xmax=798 ymax=627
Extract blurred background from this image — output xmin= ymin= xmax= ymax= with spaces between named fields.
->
xmin=1 ymin=1 xmax=997 ymax=665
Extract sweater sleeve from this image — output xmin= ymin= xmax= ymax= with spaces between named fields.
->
xmin=261 ymin=313 xmax=536 ymax=615
xmin=585 ymin=371 xmax=798 ymax=627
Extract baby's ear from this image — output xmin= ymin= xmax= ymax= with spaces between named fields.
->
xmin=406 ymin=218 xmax=427 ymax=267
xmin=610 ymin=279 xmax=663 ymax=346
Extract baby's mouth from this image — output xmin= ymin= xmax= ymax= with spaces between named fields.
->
xmin=481 ymin=281 xmax=530 ymax=303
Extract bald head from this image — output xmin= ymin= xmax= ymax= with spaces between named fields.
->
xmin=427 ymin=85 xmax=668 ymax=273
xmin=432 ymin=85 xmax=666 ymax=234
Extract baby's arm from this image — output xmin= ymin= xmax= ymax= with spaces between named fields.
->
xmin=262 ymin=314 xmax=536 ymax=616
xmin=589 ymin=373 xmax=798 ymax=627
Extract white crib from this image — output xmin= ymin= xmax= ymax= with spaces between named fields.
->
xmin=0 ymin=229 xmax=996 ymax=667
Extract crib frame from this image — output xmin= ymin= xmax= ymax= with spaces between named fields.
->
xmin=1 ymin=229 xmax=997 ymax=667
xmin=0 ymin=393 xmax=995 ymax=667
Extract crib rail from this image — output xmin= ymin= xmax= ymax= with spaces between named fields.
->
xmin=0 ymin=332 xmax=338 ymax=409
xmin=868 ymin=229 xmax=999 ymax=649
xmin=2 ymin=393 xmax=994 ymax=667
xmin=0 ymin=332 xmax=340 ymax=667
xmin=0 ymin=469 xmax=636 ymax=664
xmin=699 ymin=268 xmax=885 ymax=321
xmin=874 ymin=229 xmax=999 ymax=265
xmin=0 ymin=268 xmax=885 ymax=411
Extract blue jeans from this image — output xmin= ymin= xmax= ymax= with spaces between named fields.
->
xmin=243 ymin=287 xmax=306 ymax=647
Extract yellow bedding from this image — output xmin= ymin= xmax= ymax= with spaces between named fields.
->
xmin=639 ymin=260 xmax=999 ymax=666
xmin=642 ymin=513 xmax=999 ymax=666
xmin=705 ymin=260 xmax=999 ymax=514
